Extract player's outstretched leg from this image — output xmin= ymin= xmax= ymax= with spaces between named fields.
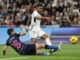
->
xmin=35 ymin=42 xmax=62 ymax=55
xmin=35 ymin=43 xmax=58 ymax=51
xmin=35 ymin=43 xmax=59 ymax=55
xmin=50 ymin=41 xmax=62 ymax=53
xmin=35 ymin=44 xmax=57 ymax=49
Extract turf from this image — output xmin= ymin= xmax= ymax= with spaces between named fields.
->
xmin=0 ymin=44 xmax=80 ymax=60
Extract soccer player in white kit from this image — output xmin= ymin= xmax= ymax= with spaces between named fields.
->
xmin=29 ymin=4 xmax=62 ymax=54
xmin=29 ymin=4 xmax=54 ymax=54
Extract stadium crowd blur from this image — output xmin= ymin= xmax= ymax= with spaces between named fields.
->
xmin=0 ymin=0 xmax=80 ymax=27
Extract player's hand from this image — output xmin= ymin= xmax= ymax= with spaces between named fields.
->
xmin=20 ymin=25 xmax=24 ymax=30
xmin=26 ymin=26 xmax=28 ymax=32
xmin=19 ymin=25 xmax=26 ymax=36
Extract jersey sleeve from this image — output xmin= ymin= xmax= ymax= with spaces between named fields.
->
xmin=33 ymin=11 xmax=41 ymax=18
xmin=16 ymin=33 xmax=20 ymax=37
xmin=33 ymin=12 xmax=38 ymax=17
xmin=6 ymin=40 xmax=10 ymax=46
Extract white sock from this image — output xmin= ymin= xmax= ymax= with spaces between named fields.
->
xmin=45 ymin=38 xmax=52 ymax=45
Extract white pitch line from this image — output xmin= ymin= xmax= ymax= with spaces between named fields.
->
xmin=0 ymin=56 xmax=80 ymax=60
xmin=0 ymin=57 xmax=28 ymax=60
xmin=43 ymin=57 xmax=80 ymax=58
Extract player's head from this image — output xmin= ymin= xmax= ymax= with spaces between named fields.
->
xmin=7 ymin=28 xmax=15 ymax=36
xmin=36 ymin=4 xmax=43 ymax=13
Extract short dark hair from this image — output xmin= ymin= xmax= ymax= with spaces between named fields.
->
xmin=36 ymin=4 xmax=43 ymax=7
xmin=7 ymin=28 xmax=14 ymax=36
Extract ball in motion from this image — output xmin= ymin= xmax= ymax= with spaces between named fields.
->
xmin=69 ymin=36 xmax=78 ymax=44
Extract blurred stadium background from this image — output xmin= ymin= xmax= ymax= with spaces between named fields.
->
xmin=0 ymin=0 xmax=80 ymax=27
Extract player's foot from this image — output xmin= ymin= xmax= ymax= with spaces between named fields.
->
xmin=49 ymin=49 xmax=54 ymax=53
xmin=49 ymin=41 xmax=62 ymax=54
xmin=58 ymin=41 xmax=62 ymax=51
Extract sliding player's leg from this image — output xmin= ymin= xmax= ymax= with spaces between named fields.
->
xmin=35 ymin=43 xmax=59 ymax=55
xmin=21 ymin=43 xmax=62 ymax=55
xmin=35 ymin=43 xmax=59 ymax=51
xmin=35 ymin=41 xmax=62 ymax=55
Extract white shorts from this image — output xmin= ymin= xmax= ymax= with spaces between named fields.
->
xmin=30 ymin=28 xmax=45 ymax=38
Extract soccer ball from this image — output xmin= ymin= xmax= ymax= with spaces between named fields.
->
xmin=69 ymin=36 xmax=78 ymax=44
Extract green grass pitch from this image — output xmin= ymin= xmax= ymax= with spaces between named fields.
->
xmin=0 ymin=44 xmax=80 ymax=60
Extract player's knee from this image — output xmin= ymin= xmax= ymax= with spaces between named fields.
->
xmin=35 ymin=43 xmax=41 ymax=49
xmin=31 ymin=38 xmax=37 ymax=43
xmin=41 ymin=34 xmax=48 ymax=40
xmin=35 ymin=44 xmax=45 ymax=49
xmin=45 ymin=37 xmax=50 ymax=41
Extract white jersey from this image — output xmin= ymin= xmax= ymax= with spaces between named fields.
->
xmin=30 ymin=10 xmax=45 ymax=38
xmin=30 ymin=10 xmax=41 ymax=29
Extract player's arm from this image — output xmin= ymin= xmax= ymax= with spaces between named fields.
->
xmin=35 ymin=16 xmax=51 ymax=20
xmin=26 ymin=15 xmax=31 ymax=32
xmin=19 ymin=25 xmax=26 ymax=36
xmin=3 ymin=45 xmax=8 ymax=56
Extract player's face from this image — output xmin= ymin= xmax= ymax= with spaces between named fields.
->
xmin=11 ymin=30 xmax=15 ymax=35
xmin=37 ymin=6 xmax=43 ymax=13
